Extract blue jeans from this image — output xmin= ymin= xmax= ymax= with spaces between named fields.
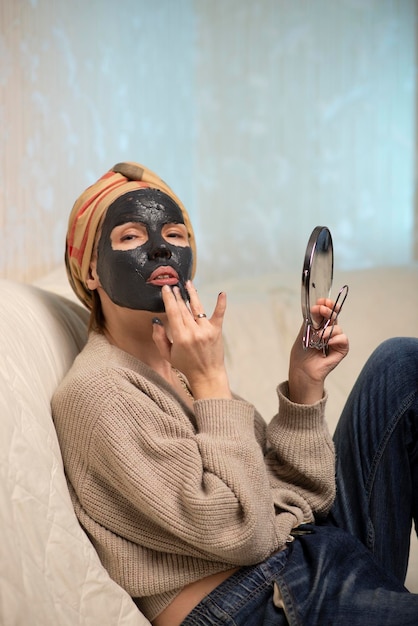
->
xmin=181 ymin=338 xmax=418 ymax=625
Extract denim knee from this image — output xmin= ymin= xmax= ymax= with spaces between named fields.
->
xmin=367 ymin=337 xmax=418 ymax=377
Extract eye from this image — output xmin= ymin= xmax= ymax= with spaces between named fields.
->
xmin=120 ymin=233 xmax=138 ymax=242
xmin=163 ymin=223 xmax=189 ymax=244
xmin=110 ymin=223 xmax=148 ymax=249
xmin=117 ymin=229 xmax=143 ymax=244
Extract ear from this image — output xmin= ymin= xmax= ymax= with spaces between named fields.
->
xmin=86 ymin=260 xmax=100 ymax=290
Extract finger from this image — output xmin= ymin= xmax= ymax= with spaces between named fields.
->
xmin=187 ymin=282 xmax=227 ymax=328
xmin=327 ymin=330 xmax=349 ymax=350
xmin=311 ymin=303 xmax=338 ymax=325
xmin=320 ymin=319 xmax=343 ymax=346
xmin=185 ymin=281 xmax=208 ymax=320
xmin=325 ymin=333 xmax=350 ymax=360
xmin=160 ymin=283 xmax=178 ymax=309
xmin=209 ymin=291 xmax=227 ymax=327
xmin=172 ymin=285 xmax=200 ymax=323
xmin=318 ymin=297 xmax=344 ymax=317
xmin=159 ymin=286 xmax=190 ymax=341
xmin=151 ymin=317 xmax=173 ymax=361
xmin=161 ymin=284 xmax=189 ymax=326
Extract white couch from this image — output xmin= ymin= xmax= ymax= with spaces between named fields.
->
xmin=1 ymin=265 xmax=417 ymax=625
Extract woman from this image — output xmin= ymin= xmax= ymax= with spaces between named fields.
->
xmin=52 ymin=161 xmax=418 ymax=625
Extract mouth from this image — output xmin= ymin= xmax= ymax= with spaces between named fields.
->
xmin=146 ymin=266 xmax=180 ymax=286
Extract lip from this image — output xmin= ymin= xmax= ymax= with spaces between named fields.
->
xmin=146 ymin=265 xmax=180 ymax=286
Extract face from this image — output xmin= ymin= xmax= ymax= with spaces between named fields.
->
xmin=96 ymin=188 xmax=193 ymax=312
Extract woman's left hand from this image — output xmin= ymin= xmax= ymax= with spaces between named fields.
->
xmin=152 ymin=280 xmax=232 ymax=400
xmin=288 ymin=298 xmax=349 ymax=405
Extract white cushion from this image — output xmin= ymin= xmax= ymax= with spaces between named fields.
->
xmin=0 ymin=280 xmax=149 ymax=625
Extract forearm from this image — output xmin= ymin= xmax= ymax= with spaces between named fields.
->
xmin=266 ymin=382 xmax=336 ymax=514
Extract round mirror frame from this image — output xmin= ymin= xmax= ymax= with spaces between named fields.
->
xmin=301 ymin=225 xmax=334 ymax=331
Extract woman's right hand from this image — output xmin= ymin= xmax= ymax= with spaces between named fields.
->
xmin=152 ymin=281 xmax=232 ymax=400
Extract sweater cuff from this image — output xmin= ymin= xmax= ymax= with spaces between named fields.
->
xmin=193 ymin=398 xmax=255 ymax=438
xmin=275 ymin=381 xmax=328 ymax=429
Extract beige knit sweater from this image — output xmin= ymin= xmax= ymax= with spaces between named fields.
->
xmin=52 ymin=332 xmax=335 ymax=621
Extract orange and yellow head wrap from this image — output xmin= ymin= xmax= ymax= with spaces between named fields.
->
xmin=65 ymin=161 xmax=196 ymax=309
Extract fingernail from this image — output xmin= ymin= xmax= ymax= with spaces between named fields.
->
xmin=152 ymin=317 xmax=163 ymax=326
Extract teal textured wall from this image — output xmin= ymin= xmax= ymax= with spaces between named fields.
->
xmin=0 ymin=0 xmax=415 ymax=283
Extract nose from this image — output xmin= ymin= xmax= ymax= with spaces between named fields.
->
xmin=148 ymin=242 xmax=172 ymax=261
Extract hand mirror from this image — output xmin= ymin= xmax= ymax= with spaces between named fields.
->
xmin=301 ymin=226 xmax=348 ymax=356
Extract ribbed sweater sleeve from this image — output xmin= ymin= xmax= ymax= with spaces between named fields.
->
xmin=266 ymin=382 xmax=335 ymax=518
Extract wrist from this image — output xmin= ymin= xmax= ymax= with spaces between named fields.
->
xmin=288 ymin=371 xmax=324 ymax=405
xmin=188 ymin=370 xmax=232 ymax=400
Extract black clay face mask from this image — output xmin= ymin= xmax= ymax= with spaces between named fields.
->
xmin=96 ymin=188 xmax=193 ymax=312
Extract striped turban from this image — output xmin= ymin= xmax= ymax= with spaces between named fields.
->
xmin=65 ymin=162 xmax=196 ymax=309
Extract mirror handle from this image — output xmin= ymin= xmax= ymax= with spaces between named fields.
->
xmin=303 ymin=284 xmax=349 ymax=357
